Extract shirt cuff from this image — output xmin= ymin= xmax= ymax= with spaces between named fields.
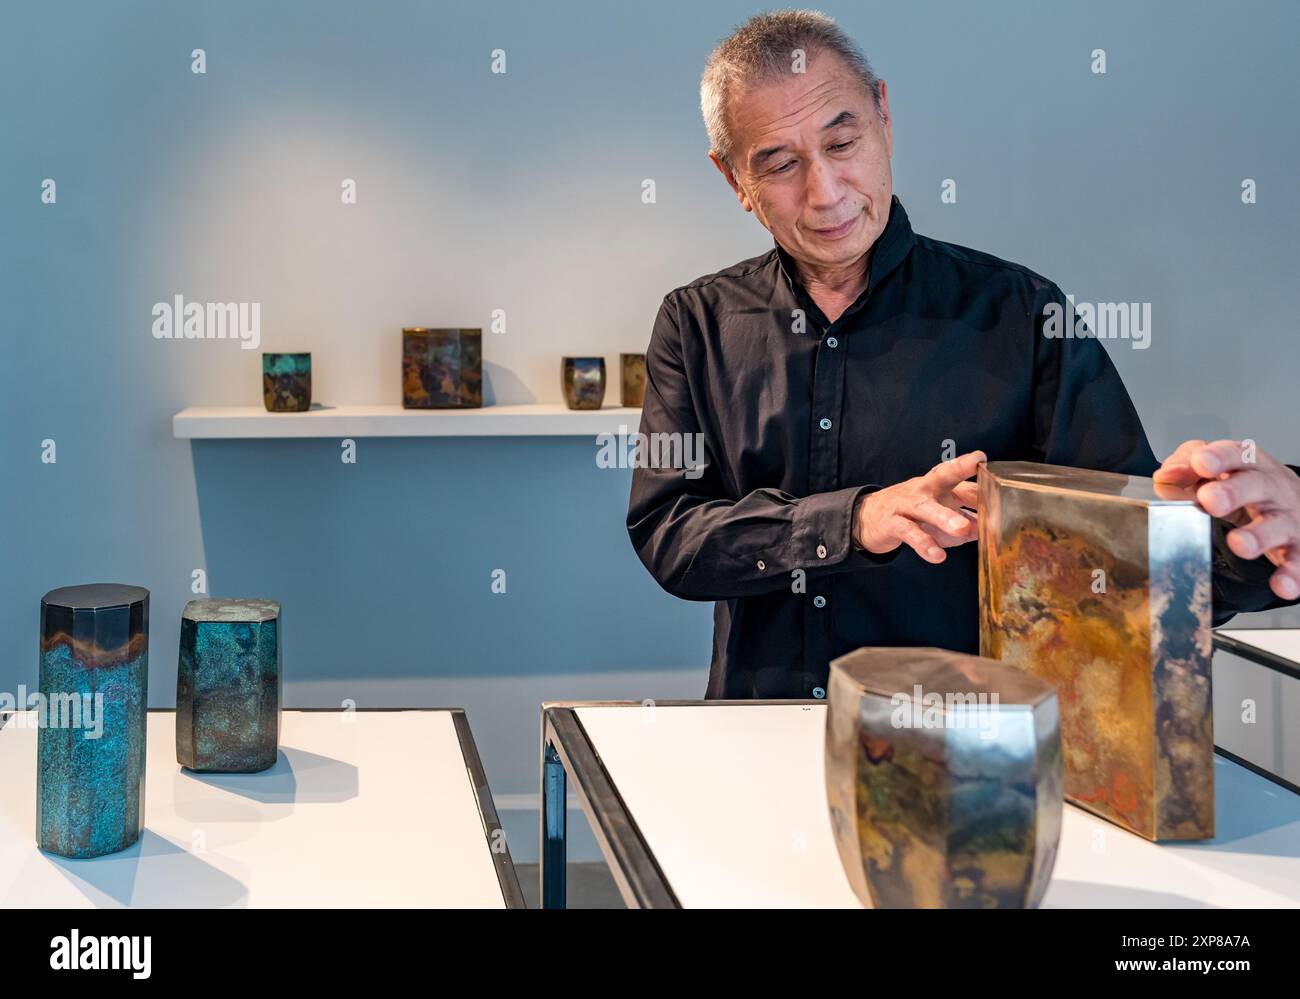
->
xmin=788 ymin=484 xmax=898 ymax=569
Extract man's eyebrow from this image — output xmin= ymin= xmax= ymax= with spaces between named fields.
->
xmin=751 ymin=110 xmax=860 ymax=167
xmin=822 ymin=109 xmax=858 ymax=131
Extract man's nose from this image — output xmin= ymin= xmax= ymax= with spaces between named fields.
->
xmin=804 ymin=154 xmax=842 ymax=208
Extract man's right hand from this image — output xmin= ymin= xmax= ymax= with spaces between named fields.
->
xmin=852 ymin=451 xmax=986 ymax=563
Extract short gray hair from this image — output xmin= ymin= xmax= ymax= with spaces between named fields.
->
xmin=700 ymin=9 xmax=883 ymax=169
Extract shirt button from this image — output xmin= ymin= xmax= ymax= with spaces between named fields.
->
xmin=816 ymin=544 xmax=828 ymax=559
xmin=819 ymin=418 xmax=832 ymax=431
xmin=813 ymin=595 xmax=826 ymax=608
xmin=826 ymin=336 xmax=839 ymax=349
xmin=812 ymin=686 xmax=826 ymax=699
xmin=756 ymin=559 xmax=766 ymax=571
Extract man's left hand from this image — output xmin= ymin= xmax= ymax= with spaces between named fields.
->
xmin=1154 ymin=438 xmax=1300 ymax=601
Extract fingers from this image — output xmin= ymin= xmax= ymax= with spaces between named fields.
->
xmin=890 ymin=515 xmax=945 ymax=564
xmin=1190 ymin=439 xmax=1274 ymax=479
xmin=1270 ymin=551 xmax=1300 ymax=601
xmin=920 ymin=511 xmax=978 ymax=549
xmin=926 ymin=450 xmax=986 ymax=490
xmin=871 ymin=456 xmax=983 ymax=563
xmin=951 ymin=480 xmax=980 ymax=509
xmin=1152 ymin=462 xmax=1201 ymax=488
xmin=1153 ymin=439 xmax=1207 ymax=483
xmin=1227 ymin=513 xmax=1296 ymax=561
xmin=1197 ymin=469 xmax=1274 ymax=519
xmin=913 ymin=498 xmax=977 ymax=539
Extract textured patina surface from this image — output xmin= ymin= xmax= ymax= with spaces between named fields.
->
xmin=262 ymin=352 xmax=312 ymax=412
xmin=620 ymin=353 xmax=646 ymax=408
xmin=38 ymin=584 xmax=149 ymax=858
xmin=561 ymin=357 xmax=606 ymax=410
xmin=402 ymin=328 xmax=482 ymax=408
xmin=977 ymin=460 xmax=1214 ymax=841
xmin=177 ymin=598 xmax=281 ymax=773
xmin=826 ymin=646 xmax=1062 ymax=909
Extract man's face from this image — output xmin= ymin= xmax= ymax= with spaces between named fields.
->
xmin=712 ymin=53 xmax=893 ymax=272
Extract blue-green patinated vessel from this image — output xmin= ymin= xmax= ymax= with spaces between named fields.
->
xmin=176 ymin=598 xmax=281 ymax=773
xmin=262 ymin=352 xmax=311 ymax=412
xmin=38 ymin=583 xmax=149 ymax=859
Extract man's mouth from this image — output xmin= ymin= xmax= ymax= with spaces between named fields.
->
xmin=811 ymin=214 xmax=859 ymax=240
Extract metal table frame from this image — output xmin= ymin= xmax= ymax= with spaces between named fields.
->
xmin=1211 ymin=631 xmax=1300 ymax=795
xmin=3 ymin=706 xmax=525 ymax=910
xmin=540 ymin=698 xmax=810 ymax=909
xmin=1213 ymin=631 xmax=1300 ymax=682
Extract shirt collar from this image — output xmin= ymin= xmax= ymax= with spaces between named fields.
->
xmin=773 ymin=194 xmax=915 ymax=310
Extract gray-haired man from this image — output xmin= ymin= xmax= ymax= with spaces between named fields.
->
xmin=627 ymin=10 xmax=1300 ymax=698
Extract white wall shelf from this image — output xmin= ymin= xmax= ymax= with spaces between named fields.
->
xmin=172 ymin=403 xmax=643 ymax=439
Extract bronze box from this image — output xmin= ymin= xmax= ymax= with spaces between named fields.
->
xmin=977 ymin=460 xmax=1214 ymax=841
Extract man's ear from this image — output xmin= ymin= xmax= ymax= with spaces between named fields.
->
xmin=709 ymin=150 xmax=752 ymax=212
xmin=877 ymin=79 xmax=893 ymax=160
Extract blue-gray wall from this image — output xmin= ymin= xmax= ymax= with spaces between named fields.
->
xmin=4 ymin=0 xmax=1298 ymax=862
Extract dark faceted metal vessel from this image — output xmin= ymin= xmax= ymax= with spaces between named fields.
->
xmin=562 ymin=357 xmax=606 ymax=410
xmin=262 ymin=352 xmax=312 ymax=412
xmin=176 ymin=598 xmax=282 ymax=773
xmin=826 ymin=645 xmax=1063 ymax=909
xmin=977 ymin=460 xmax=1214 ymax=841
xmin=38 ymin=583 xmax=149 ymax=858
xmin=402 ymin=328 xmax=482 ymax=408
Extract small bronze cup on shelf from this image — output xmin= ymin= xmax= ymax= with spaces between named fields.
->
xmin=620 ymin=353 xmax=646 ymax=408
xmin=402 ymin=328 xmax=483 ymax=408
xmin=562 ymin=357 xmax=606 ymax=410
xmin=262 ymin=353 xmax=312 ymax=412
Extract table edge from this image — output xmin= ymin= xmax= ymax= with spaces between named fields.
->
xmin=1213 ymin=631 xmax=1300 ymax=682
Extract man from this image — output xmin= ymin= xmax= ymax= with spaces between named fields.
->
xmin=626 ymin=10 xmax=1300 ymax=699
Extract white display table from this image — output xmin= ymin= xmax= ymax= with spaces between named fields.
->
xmin=541 ymin=700 xmax=1300 ymax=908
xmin=0 ymin=709 xmax=522 ymax=908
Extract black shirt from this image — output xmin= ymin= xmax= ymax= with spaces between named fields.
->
xmin=627 ymin=196 xmax=1297 ymax=699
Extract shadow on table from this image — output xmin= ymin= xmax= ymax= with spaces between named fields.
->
xmin=175 ymin=747 xmax=358 ymax=805
xmin=1043 ymin=881 xmax=1210 ymax=908
xmin=36 ymin=830 xmax=248 ymax=907
xmin=1187 ymin=757 xmax=1300 ymax=858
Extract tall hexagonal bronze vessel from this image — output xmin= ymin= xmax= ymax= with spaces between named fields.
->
xmin=38 ymin=584 xmax=149 ymax=858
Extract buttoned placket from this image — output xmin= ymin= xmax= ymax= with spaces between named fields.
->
xmin=798 ymin=263 xmax=888 ymax=693
xmin=772 ymin=198 xmax=913 ymax=696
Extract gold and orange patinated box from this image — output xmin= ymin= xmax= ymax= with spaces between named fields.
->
xmin=977 ymin=461 xmax=1214 ymax=841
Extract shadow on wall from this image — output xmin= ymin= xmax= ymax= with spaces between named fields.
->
xmin=482 ymin=362 xmax=535 ymax=406
xmin=187 ymin=434 xmax=708 ymax=686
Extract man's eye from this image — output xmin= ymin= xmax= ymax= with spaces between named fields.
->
xmin=773 ymin=161 xmax=796 ymax=174
xmin=830 ymin=139 xmax=857 ymax=152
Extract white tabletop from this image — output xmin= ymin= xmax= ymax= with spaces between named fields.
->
xmin=1218 ymin=628 xmax=1300 ymax=666
xmin=574 ymin=702 xmax=1300 ymax=908
xmin=0 ymin=710 xmax=507 ymax=908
